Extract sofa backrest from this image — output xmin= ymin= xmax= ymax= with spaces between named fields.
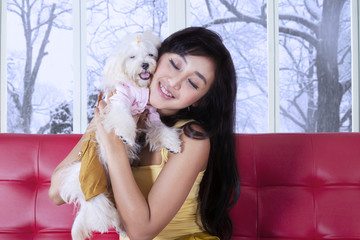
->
xmin=0 ymin=134 xmax=78 ymax=239
xmin=1 ymin=133 xmax=360 ymax=240
xmin=230 ymin=133 xmax=360 ymax=240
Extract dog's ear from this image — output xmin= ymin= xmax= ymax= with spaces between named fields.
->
xmin=143 ymin=29 xmax=161 ymax=49
xmin=102 ymin=46 xmax=128 ymax=90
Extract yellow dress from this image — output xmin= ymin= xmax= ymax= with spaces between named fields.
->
xmin=122 ymin=120 xmax=220 ymax=240
xmin=77 ymin=120 xmax=219 ymax=239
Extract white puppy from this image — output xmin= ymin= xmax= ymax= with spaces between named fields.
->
xmin=58 ymin=30 xmax=182 ymax=240
xmin=101 ymin=30 xmax=182 ymax=160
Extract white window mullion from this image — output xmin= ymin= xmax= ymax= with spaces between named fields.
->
xmin=185 ymin=0 xmax=191 ymax=28
xmin=352 ymin=0 xmax=360 ymax=132
xmin=0 ymin=0 xmax=7 ymax=133
xmin=267 ymin=0 xmax=279 ymax=133
xmin=73 ymin=0 xmax=87 ymax=134
xmin=168 ymin=0 xmax=190 ymax=35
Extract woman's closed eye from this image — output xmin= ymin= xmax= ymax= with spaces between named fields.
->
xmin=188 ymin=79 xmax=199 ymax=90
xmin=170 ymin=58 xmax=200 ymax=90
xmin=169 ymin=58 xmax=180 ymax=70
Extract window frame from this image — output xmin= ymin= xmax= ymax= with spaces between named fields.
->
xmin=73 ymin=0 xmax=88 ymax=133
xmin=351 ymin=0 xmax=360 ymax=132
xmin=0 ymin=0 xmax=7 ymax=133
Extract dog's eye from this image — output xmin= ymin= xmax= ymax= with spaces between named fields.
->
xmin=130 ymin=56 xmax=135 ymax=59
xmin=149 ymin=54 xmax=154 ymax=57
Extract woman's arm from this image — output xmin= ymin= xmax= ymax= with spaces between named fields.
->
xmin=94 ymin=101 xmax=209 ymax=240
xmin=48 ymin=121 xmax=95 ymax=205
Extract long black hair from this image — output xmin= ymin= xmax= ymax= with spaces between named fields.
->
xmin=159 ymin=27 xmax=240 ymax=240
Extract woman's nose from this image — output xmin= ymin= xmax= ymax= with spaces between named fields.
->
xmin=168 ymin=77 xmax=182 ymax=90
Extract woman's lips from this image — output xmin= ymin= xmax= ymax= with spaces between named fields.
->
xmin=158 ymin=82 xmax=174 ymax=99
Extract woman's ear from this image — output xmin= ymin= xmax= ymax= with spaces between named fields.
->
xmin=192 ymin=97 xmax=205 ymax=107
xmin=192 ymin=102 xmax=199 ymax=107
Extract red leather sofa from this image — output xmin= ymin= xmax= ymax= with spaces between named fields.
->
xmin=1 ymin=133 xmax=360 ymax=239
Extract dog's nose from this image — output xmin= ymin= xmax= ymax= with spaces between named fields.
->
xmin=141 ymin=63 xmax=149 ymax=70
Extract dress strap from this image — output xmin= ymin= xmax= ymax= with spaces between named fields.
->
xmin=173 ymin=119 xmax=195 ymax=128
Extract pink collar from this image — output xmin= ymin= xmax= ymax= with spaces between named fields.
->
xmin=110 ymin=82 xmax=149 ymax=115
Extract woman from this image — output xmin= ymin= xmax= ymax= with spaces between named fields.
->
xmin=49 ymin=27 xmax=240 ymax=240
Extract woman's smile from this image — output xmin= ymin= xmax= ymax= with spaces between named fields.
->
xmin=158 ymin=82 xmax=175 ymax=99
xmin=149 ymin=53 xmax=215 ymax=116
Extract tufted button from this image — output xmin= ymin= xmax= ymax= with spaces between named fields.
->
xmin=78 ymin=151 xmax=83 ymax=158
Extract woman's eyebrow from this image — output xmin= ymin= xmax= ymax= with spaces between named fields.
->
xmin=181 ymin=55 xmax=188 ymax=63
xmin=181 ymin=55 xmax=207 ymax=85
xmin=195 ymin=71 xmax=207 ymax=85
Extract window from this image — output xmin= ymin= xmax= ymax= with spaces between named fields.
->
xmin=1 ymin=0 xmax=168 ymax=134
xmin=191 ymin=0 xmax=269 ymax=133
xmin=5 ymin=0 xmax=74 ymax=134
xmin=191 ymin=0 xmax=357 ymax=133
xmin=1 ymin=0 xmax=359 ymax=133
xmin=84 ymin=0 xmax=168 ymax=130
xmin=278 ymin=0 xmax=352 ymax=132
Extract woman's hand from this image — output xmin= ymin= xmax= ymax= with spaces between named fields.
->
xmin=136 ymin=109 xmax=149 ymax=130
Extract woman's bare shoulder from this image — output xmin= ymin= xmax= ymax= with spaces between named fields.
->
xmin=167 ymin=123 xmax=210 ymax=172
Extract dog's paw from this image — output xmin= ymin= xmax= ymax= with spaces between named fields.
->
xmin=120 ymin=136 xmax=128 ymax=144
xmin=164 ymin=141 xmax=182 ymax=154
xmin=113 ymin=127 xmax=136 ymax=146
xmin=146 ymin=133 xmax=182 ymax=153
xmin=161 ymin=127 xmax=182 ymax=154
xmin=166 ymin=148 xmax=177 ymax=154
xmin=145 ymin=121 xmax=182 ymax=153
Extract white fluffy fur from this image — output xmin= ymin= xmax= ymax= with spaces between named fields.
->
xmin=59 ymin=30 xmax=182 ymax=240
xmin=145 ymin=119 xmax=182 ymax=153
xmin=102 ymin=30 xmax=160 ymax=90
xmin=59 ymin=162 xmax=123 ymax=240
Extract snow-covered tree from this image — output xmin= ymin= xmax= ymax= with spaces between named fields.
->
xmin=49 ymin=101 xmax=73 ymax=134
xmin=195 ymin=0 xmax=351 ymax=132
xmin=7 ymin=0 xmax=72 ymax=133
